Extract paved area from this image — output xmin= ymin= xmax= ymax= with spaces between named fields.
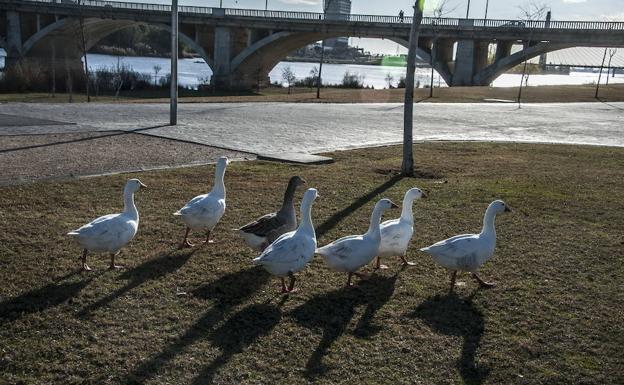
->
xmin=1 ymin=102 xmax=622 ymax=154
xmin=0 ymin=131 xmax=251 ymax=185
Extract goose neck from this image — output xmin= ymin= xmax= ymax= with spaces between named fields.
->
xmin=280 ymin=181 xmax=297 ymax=212
xmin=365 ymin=205 xmax=384 ymax=239
xmin=400 ymin=194 xmax=415 ymax=223
xmin=211 ymin=164 xmax=226 ymax=198
xmin=123 ymin=188 xmax=138 ymax=220
xmin=296 ymin=196 xmax=315 ymax=237
xmin=481 ymin=206 xmax=497 ymax=237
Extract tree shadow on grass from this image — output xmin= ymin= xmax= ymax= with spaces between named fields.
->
xmin=78 ymin=248 xmax=196 ymax=317
xmin=290 ymin=273 xmax=398 ymax=379
xmin=407 ymin=293 xmax=488 ymax=385
xmin=0 ymin=275 xmax=92 ymax=323
xmin=189 ymin=303 xmax=281 ymax=385
xmin=315 ymin=174 xmax=404 ymax=240
xmin=124 ymin=266 xmax=270 ymax=384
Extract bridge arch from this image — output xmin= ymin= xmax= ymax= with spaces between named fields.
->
xmin=475 ymin=42 xmax=574 ymax=85
xmin=228 ymin=32 xmax=452 ymax=89
xmin=22 ymin=17 xmax=213 ymax=69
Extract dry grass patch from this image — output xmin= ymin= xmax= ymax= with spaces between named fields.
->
xmin=1 ymin=142 xmax=623 ymax=384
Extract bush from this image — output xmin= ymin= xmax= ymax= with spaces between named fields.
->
xmin=340 ymin=71 xmax=365 ymax=89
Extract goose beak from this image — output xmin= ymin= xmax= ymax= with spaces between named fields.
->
xmin=390 ymin=201 xmax=399 ymax=209
xmin=421 ymin=191 xmax=428 ymax=199
xmin=504 ymin=205 xmax=512 ymax=212
xmin=140 ymin=182 xmax=148 ymax=188
xmin=301 ymin=178 xmax=307 ymax=184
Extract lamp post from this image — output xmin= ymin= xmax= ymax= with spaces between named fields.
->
xmin=316 ymin=0 xmax=333 ymax=99
xmin=265 ymin=0 xmax=268 ymax=10
xmin=465 ymin=0 xmax=471 ymax=18
xmin=484 ymin=0 xmax=489 ymax=19
xmin=170 ymin=0 xmax=178 ymax=125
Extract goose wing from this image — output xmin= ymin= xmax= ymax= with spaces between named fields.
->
xmin=420 ymin=234 xmax=480 ymax=259
xmin=254 ymin=232 xmax=314 ymax=265
xmin=238 ymin=212 xmax=285 ymax=236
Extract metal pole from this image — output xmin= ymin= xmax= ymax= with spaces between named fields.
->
xmin=465 ymin=0 xmax=471 ymax=18
xmin=265 ymin=0 xmax=268 ymax=10
xmin=595 ymin=47 xmax=608 ymax=99
xmin=484 ymin=0 xmax=489 ymax=19
xmin=170 ymin=0 xmax=178 ymax=125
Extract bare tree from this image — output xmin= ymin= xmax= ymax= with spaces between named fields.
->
xmin=516 ymin=1 xmax=550 ymax=108
xmin=77 ymin=0 xmax=91 ymax=102
xmin=153 ymin=64 xmax=162 ymax=85
xmin=429 ymin=0 xmax=458 ymax=97
xmin=316 ymin=0 xmax=335 ymax=99
xmin=402 ymin=0 xmax=425 ymax=177
xmin=606 ymin=48 xmax=617 ymax=86
xmin=281 ymin=65 xmax=296 ymax=94
xmin=385 ymin=73 xmax=395 ymax=89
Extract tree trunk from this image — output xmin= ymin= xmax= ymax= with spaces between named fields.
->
xmin=401 ymin=1 xmax=424 ymax=177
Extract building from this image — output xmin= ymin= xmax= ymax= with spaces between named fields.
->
xmin=324 ymin=0 xmax=352 ymax=49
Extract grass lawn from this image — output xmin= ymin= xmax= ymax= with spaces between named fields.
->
xmin=1 ymin=142 xmax=623 ymax=384
xmin=1 ymin=83 xmax=623 ymax=104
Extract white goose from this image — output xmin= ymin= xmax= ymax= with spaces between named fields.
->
xmin=420 ymin=200 xmax=511 ymax=292
xmin=175 ymin=156 xmax=229 ymax=248
xmin=376 ymin=187 xmax=427 ymax=270
xmin=253 ymin=188 xmax=318 ymax=294
xmin=317 ymin=198 xmax=398 ymax=286
xmin=68 ymin=178 xmax=146 ymax=271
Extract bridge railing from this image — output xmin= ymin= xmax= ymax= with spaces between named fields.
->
xmin=13 ymin=0 xmax=624 ymax=30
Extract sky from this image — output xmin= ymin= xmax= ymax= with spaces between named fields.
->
xmin=105 ymin=0 xmax=624 ymax=54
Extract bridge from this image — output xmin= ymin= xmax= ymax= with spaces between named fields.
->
xmin=1 ymin=0 xmax=624 ymax=90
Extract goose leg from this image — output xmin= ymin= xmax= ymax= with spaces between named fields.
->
xmin=401 ymin=255 xmax=417 ymax=267
xmin=472 ymin=273 xmax=495 ymax=289
xmin=280 ymin=277 xmax=288 ymax=293
xmin=347 ymin=272 xmax=354 ymax=287
xmin=449 ymin=270 xmax=457 ymax=293
xmin=287 ymin=272 xmax=298 ymax=293
xmin=109 ymin=252 xmax=124 ymax=270
xmin=374 ymin=257 xmax=389 ymax=270
xmin=179 ymin=227 xmax=194 ymax=249
xmin=203 ymin=230 xmax=215 ymax=245
xmin=81 ymin=249 xmax=92 ymax=271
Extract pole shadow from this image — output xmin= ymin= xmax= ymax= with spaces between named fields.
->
xmin=124 ymin=266 xmax=270 ymax=384
xmin=290 ymin=273 xmax=398 ymax=379
xmin=188 ymin=303 xmax=281 ymax=385
xmin=0 ymin=276 xmax=92 ymax=324
xmin=407 ymin=293 xmax=488 ymax=384
xmin=78 ymin=248 xmax=195 ymax=317
xmin=316 ymin=174 xmax=404 ymax=240
xmin=0 ymin=124 xmax=169 ymax=154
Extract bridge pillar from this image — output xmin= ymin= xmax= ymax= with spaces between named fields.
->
xmin=6 ymin=11 xmax=23 ymax=67
xmin=212 ymin=26 xmax=232 ymax=89
xmin=452 ymin=39 xmax=475 ymax=86
xmin=495 ymin=40 xmax=513 ymax=63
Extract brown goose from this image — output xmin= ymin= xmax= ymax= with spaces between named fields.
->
xmin=238 ymin=176 xmax=306 ymax=251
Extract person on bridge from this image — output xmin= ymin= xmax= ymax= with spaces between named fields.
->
xmin=399 ymin=10 xmax=405 ymax=22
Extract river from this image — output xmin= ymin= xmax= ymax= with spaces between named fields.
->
xmin=2 ymin=52 xmax=623 ymax=89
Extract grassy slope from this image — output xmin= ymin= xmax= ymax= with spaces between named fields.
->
xmin=0 ymin=143 xmax=623 ymax=385
xmin=0 ymin=83 xmax=623 ymax=104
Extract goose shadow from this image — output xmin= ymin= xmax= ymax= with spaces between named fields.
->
xmin=407 ymin=293 xmax=488 ymax=384
xmin=188 ymin=303 xmax=281 ymax=385
xmin=315 ymin=174 xmax=403 ymax=240
xmin=290 ymin=273 xmax=398 ymax=379
xmin=78 ymin=248 xmax=195 ymax=317
xmin=0 ymin=275 xmax=92 ymax=323
xmin=124 ymin=266 xmax=270 ymax=384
